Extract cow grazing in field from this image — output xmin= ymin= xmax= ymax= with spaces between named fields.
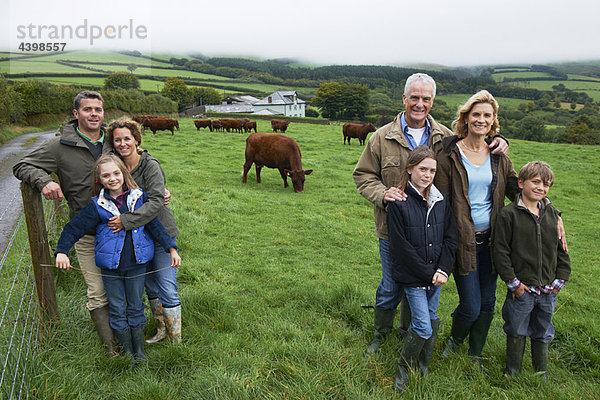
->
xmin=220 ymin=118 xmax=243 ymax=133
xmin=342 ymin=122 xmax=376 ymax=145
xmin=243 ymin=120 xmax=257 ymax=133
xmin=271 ymin=119 xmax=290 ymax=133
xmin=211 ymin=120 xmax=222 ymax=132
xmin=142 ymin=117 xmax=179 ymax=135
xmin=133 ymin=114 xmax=154 ymax=124
xmin=194 ymin=119 xmax=213 ymax=132
xmin=243 ymin=132 xmax=313 ymax=193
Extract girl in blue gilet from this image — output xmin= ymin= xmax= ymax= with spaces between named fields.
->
xmin=55 ymin=154 xmax=181 ymax=364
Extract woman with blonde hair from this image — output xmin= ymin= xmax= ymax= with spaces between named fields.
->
xmin=435 ymin=90 xmax=519 ymax=367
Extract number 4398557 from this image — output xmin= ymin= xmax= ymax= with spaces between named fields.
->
xmin=19 ymin=42 xmax=66 ymax=51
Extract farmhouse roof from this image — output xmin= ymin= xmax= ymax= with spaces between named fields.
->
xmin=223 ymin=95 xmax=259 ymax=105
xmin=252 ymin=108 xmax=284 ymax=115
xmin=205 ymin=104 xmax=254 ymax=113
xmin=254 ymin=90 xmax=306 ymax=106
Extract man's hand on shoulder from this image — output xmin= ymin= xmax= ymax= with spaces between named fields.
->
xmin=41 ymin=182 xmax=63 ymax=201
xmin=489 ymin=137 xmax=509 ymax=156
xmin=384 ymin=186 xmax=407 ymax=204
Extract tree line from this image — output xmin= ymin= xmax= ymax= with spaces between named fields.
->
xmin=0 ymin=75 xmax=178 ymax=129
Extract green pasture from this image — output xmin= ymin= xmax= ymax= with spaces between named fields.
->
xmin=568 ymin=74 xmax=600 ymax=82
xmin=31 ymin=119 xmax=600 ymax=399
xmin=437 ymin=94 xmax=529 ymax=110
xmin=83 ymin=63 xmax=234 ymax=81
xmin=0 ymin=58 xmax=94 ymax=74
xmin=493 ymin=67 xmax=530 ymax=72
xmin=9 ymin=77 xmax=244 ymax=94
xmin=38 ymin=50 xmax=153 ymax=65
xmin=491 ymin=71 xmax=554 ymax=82
xmin=523 ymin=80 xmax=600 ymax=101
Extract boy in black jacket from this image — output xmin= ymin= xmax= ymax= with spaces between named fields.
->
xmin=493 ymin=161 xmax=571 ymax=380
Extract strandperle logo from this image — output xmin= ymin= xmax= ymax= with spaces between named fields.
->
xmin=16 ymin=19 xmax=148 ymax=45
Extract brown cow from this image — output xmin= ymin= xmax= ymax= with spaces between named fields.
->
xmin=142 ymin=117 xmax=179 ymax=135
xmin=243 ymin=120 xmax=257 ymax=133
xmin=342 ymin=122 xmax=376 ymax=145
xmin=220 ymin=118 xmax=243 ymax=133
xmin=242 ymin=132 xmax=313 ymax=193
xmin=271 ymin=119 xmax=290 ymax=133
xmin=194 ymin=119 xmax=213 ymax=132
xmin=132 ymin=114 xmax=154 ymax=124
xmin=211 ymin=120 xmax=222 ymax=132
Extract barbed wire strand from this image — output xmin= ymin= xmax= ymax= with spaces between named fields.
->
xmin=39 ymin=264 xmax=176 ymax=279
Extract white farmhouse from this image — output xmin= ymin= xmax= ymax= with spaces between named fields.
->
xmin=252 ymin=91 xmax=306 ymax=117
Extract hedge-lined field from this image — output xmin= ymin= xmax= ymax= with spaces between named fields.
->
xmin=33 ymin=119 xmax=600 ymax=399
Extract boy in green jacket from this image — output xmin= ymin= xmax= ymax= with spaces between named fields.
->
xmin=493 ymin=161 xmax=571 ymax=380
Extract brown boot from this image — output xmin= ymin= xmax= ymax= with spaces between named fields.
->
xmin=89 ymin=306 xmax=118 ymax=357
xmin=145 ymin=298 xmax=166 ymax=344
xmin=163 ymin=305 xmax=182 ymax=343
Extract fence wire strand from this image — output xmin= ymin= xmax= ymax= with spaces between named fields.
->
xmin=1 ymin=196 xmax=59 ymax=400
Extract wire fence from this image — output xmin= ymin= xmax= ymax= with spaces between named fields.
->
xmin=0 ymin=191 xmax=61 ymax=400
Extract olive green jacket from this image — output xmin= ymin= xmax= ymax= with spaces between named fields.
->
xmin=13 ymin=120 xmax=111 ymax=218
xmin=353 ymin=113 xmax=453 ymax=240
xmin=493 ymin=196 xmax=570 ymax=286
xmin=121 ymin=150 xmax=179 ymax=238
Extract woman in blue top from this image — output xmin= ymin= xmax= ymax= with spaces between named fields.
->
xmin=435 ymin=90 xmax=519 ymax=367
xmin=387 ymin=146 xmax=458 ymax=392
xmin=55 ymin=154 xmax=181 ymax=364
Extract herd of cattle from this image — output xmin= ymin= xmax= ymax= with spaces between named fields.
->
xmin=130 ymin=114 xmax=377 ymax=192
xmin=132 ymin=115 xmax=293 ymax=136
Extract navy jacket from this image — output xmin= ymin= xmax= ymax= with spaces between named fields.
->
xmin=55 ymin=188 xmax=176 ymax=269
xmin=387 ymin=183 xmax=458 ymax=287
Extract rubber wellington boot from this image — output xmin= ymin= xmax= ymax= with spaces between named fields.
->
xmin=145 ymin=298 xmax=167 ymax=344
xmin=131 ymin=325 xmax=147 ymax=363
xmin=504 ymin=335 xmax=525 ymax=377
xmin=365 ymin=306 xmax=395 ymax=357
xmin=441 ymin=317 xmax=472 ymax=357
xmin=418 ymin=319 xmax=441 ymax=376
xmin=397 ymin=295 xmax=412 ymax=339
xmin=531 ymin=340 xmax=549 ymax=382
xmin=89 ymin=305 xmax=118 ymax=357
xmin=115 ymin=329 xmax=134 ymax=360
xmin=468 ymin=311 xmax=495 ymax=368
xmin=393 ymin=329 xmax=426 ymax=393
xmin=163 ymin=305 xmax=182 ymax=343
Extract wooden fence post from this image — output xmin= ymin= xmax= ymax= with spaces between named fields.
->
xmin=20 ymin=182 xmax=59 ymax=320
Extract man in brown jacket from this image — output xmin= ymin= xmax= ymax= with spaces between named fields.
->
xmin=13 ymin=91 xmax=117 ymax=355
xmin=354 ymin=73 xmax=508 ymax=356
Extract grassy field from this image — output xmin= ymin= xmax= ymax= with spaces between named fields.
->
xmin=30 ymin=119 xmax=600 ymax=399
xmin=491 ymin=72 xmax=554 ymax=82
xmin=0 ymin=58 xmax=96 ymax=74
xmin=500 ymin=80 xmax=600 ymax=102
xmin=437 ymin=94 xmax=530 ymax=110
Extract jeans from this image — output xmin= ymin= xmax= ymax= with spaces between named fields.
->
xmin=502 ymin=291 xmax=556 ymax=343
xmin=404 ymin=286 xmax=441 ymax=339
xmin=375 ymin=239 xmax=404 ymax=310
xmin=145 ymin=239 xmax=180 ymax=307
xmin=452 ymin=242 xmax=497 ymax=324
xmin=102 ymin=263 xmax=147 ymax=333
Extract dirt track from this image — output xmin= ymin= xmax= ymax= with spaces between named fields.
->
xmin=0 ymin=129 xmax=56 ymax=254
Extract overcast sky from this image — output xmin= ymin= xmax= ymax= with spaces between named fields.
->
xmin=3 ymin=0 xmax=600 ymax=67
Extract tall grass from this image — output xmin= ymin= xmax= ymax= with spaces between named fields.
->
xmin=31 ymin=119 xmax=600 ymax=399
